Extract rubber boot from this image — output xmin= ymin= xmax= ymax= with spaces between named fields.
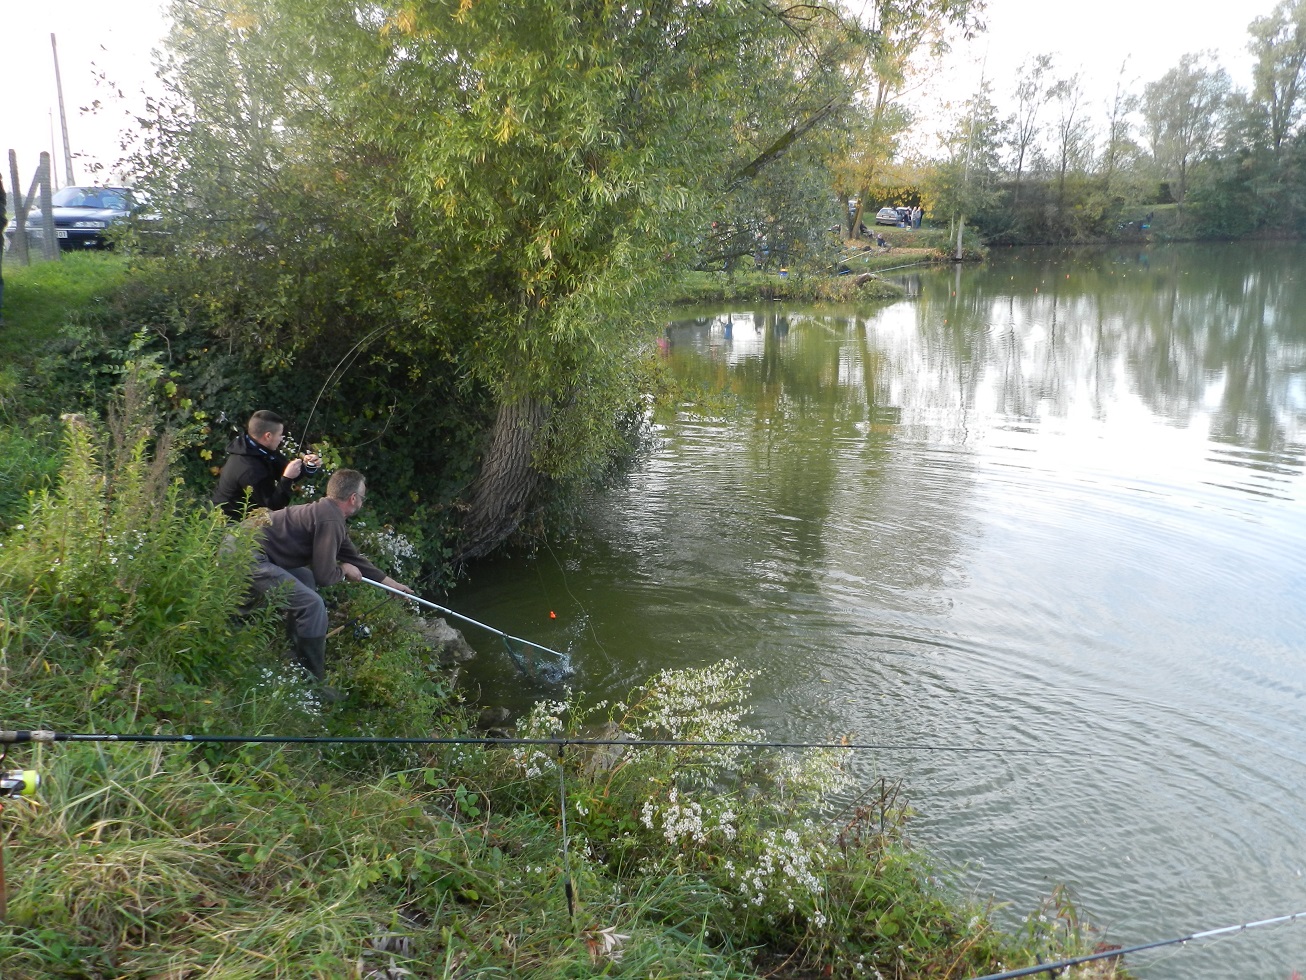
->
xmin=293 ymin=634 xmax=328 ymax=680
xmin=293 ymin=635 xmax=342 ymax=703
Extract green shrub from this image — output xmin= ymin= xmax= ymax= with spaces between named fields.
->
xmin=2 ymin=416 xmax=260 ymax=674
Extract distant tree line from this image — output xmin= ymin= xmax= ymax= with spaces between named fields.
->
xmin=920 ymin=0 xmax=1306 ymax=243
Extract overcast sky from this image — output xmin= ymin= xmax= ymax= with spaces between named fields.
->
xmin=0 ymin=0 xmax=1287 ymax=196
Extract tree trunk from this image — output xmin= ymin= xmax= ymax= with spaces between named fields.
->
xmin=458 ymin=394 xmax=550 ymax=561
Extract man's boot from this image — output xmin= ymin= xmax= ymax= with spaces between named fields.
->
xmin=292 ymin=634 xmax=342 ymax=702
xmin=293 ymin=634 xmax=328 ymax=680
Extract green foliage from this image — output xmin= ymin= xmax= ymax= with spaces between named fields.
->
xmin=0 ymin=410 xmax=267 ymax=699
xmin=1186 ymin=157 xmax=1268 ymax=238
xmin=0 ymin=423 xmax=62 ymax=530
xmin=1247 ymin=0 xmax=1306 ymax=156
xmin=461 ymin=662 xmax=1102 ymax=978
xmin=1141 ymin=54 xmax=1231 ymax=203
xmin=125 ymin=0 xmax=882 ymax=555
xmin=11 ymin=257 xmax=482 ymax=587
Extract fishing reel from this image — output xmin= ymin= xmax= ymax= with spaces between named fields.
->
xmin=0 ymin=770 xmax=39 ymax=799
xmin=300 ymin=451 xmax=323 ymax=478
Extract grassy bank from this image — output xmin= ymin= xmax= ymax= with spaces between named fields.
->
xmin=1 ymin=252 xmax=131 ymax=361
xmin=0 ymin=259 xmax=1115 ymax=979
xmin=0 ymin=254 xmax=135 ymax=531
xmin=668 ymin=268 xmax=907 ymax=306
xmin=664 ymin=228 xmax=986 ymax=307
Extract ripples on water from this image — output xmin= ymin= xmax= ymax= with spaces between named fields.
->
xmin=453 ymin=245 xmax=1306 ymax=978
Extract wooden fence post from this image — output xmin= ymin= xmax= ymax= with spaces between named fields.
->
xmin=4 ymin=152 xmax=59 ymax=265
xmin=6 ymin=151 xmax=29 ymax=268
xmin=37 ymin=153 xmax=57 ymax=262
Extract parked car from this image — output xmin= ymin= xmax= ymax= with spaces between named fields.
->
xmin=874 ymin=207 xmax=901 ymax=225
xmin=6 ymin=186 xmax=135 ymax=251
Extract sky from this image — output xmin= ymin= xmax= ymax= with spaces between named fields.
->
xmin=2 ymin=2 xmax=165 ymax=194
xmin=0 ymin=0 xmax=1288 ymax=197
xmin=923 ymin=0 xmax=1278 ymax=124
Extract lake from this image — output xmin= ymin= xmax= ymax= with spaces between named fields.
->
xmin=451 ymin=243 xmax=1306 ymax=979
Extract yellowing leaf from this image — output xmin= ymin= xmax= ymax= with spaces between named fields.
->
xmin=390 ymin=6 xmax=418 ymax=35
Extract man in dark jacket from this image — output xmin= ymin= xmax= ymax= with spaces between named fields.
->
xmin=249 ymin=468 xmax=412 ymax=682
xmin=212 ymin=410 xmax=318 ymax=520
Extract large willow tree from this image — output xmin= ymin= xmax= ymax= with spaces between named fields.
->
xmin=134 ymin=0 xmax=934 ymax=557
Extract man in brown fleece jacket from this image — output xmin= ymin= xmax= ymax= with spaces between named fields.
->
xmin=251 ymin=468 xmax=411 ymax=683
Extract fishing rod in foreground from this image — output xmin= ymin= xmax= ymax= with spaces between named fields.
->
xmin=967 ymin=909 xmax=1306 ymax=980
xmin=0 ymin=730 xmax=1067 ymax=754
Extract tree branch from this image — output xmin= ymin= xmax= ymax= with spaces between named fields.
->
xmin=729 ymin=96 xmax=844 ymax=186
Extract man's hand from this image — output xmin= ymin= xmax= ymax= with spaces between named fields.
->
xmin=339 ymin=562 xmax=363 ymax=582
xmin=283 ymin=458 xmax=304 ymax=480
xmin=381 ymin=576 xmax=414 ymax=594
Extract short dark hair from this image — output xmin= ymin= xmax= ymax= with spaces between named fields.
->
xmin=247 ymin=410 xmax=285 ymax=438
xmin=327 ymin=469 xmax=366 ymax=501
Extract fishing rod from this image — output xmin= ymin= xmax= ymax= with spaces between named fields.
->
xmin=297 ymin=322 xmax=396 ymax=451
xmin=968 ymin=910 xmax=1306 ymax=980
xmin=0 ymin=730 xmax=1066 ymax=754
xmin=360 ymin=577 xmax=574 ymax=682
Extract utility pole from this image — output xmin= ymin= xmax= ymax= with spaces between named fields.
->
xmin=48 ymin=111 xmax=59 ymax=190
xmin=51 ymin=33 xmax=74 ymax=187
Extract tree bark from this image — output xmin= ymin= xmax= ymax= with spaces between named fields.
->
xmin=458 ymin=394 xmax=550 ymax=561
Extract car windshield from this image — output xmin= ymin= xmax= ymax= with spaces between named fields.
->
xmin=50 ymin=187 xmax=131 ymax=210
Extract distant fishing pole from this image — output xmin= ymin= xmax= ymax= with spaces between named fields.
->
xmin=968 ymin=910 xmax=1306 ymax=980
xmin=360 ymin=577 xmax=574 ymax=683
xmin=0 ymin=730 xmax=1067 ymax=754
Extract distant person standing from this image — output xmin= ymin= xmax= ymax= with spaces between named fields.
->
xmin=212 ymin=410 xmax=320 ymax=520
xmin=912 ymin=206 xmax=922 ymax=229
xmin=0 ymin=174 xmax=6 ymax=324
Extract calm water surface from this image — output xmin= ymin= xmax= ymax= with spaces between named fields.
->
xmin=452 ymin=244 xmax=1306 ymax=979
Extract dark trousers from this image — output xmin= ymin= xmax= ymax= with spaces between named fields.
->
xmin=249 ymin=559 xmax=328 ymax=640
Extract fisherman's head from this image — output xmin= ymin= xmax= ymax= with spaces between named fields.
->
xmin=248 ymin=410 xmax=286 ymax=450
xmin=327 ymin=469 xmax=367 ymax=516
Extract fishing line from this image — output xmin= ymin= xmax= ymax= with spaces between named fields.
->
xmin=966 ymin=910 xmax=1306 ymax=980
xmin=297 ymin=322 xmax=397 ymax=449
xmin=542 ymin=537 xmax=615 ymax=669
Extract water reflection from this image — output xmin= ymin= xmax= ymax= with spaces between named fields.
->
xmin=921 ymin=246 xmax=1306 ymax=493
xmin=453 ymin=244 xmax=1306 ymax=980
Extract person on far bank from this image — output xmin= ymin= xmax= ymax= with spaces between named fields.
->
xmin=1 ymin=174 xmax=7 ymax=324
xmin=249 ymin=468 xmax=412 ymax=685
xmin=212 ymin=409 xmax=320 ymax=520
